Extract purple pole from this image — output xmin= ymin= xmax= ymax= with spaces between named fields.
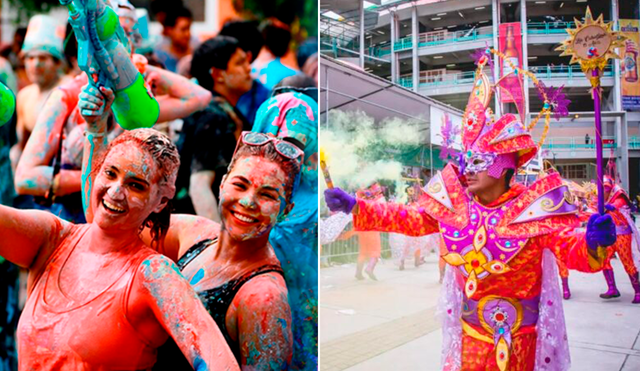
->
xmin=592 ymin=68 xmax=605 ymax=215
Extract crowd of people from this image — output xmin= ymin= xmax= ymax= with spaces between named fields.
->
xmin=0 ymin=0 xmax=318 ymax=370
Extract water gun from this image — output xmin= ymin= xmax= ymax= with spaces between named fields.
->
xmin=60 ymin=0 xmax=159 ymax=130
xmin=0 ymin=81 xmax=15 ymax=127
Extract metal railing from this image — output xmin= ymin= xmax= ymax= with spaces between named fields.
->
xmin=321 ymin=232 xmax=392 ymax=265
xmin=531 ymin=64 xmax=614 ymax=79
xmin=539 ymin=136 xmax=616 ymax=151
xmin=372 ymin=20 xmax=620 ymax=57
xmin=374 ymin=26 xmax=493 ymax=56
xmin=527 ymin=21 xmax=577 ymax=35
xmin=396 ymin=63 xmax=614 ymax=90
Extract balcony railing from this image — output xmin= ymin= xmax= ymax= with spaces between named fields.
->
xmin=531 ymin=64 xmax=614 ymax=79
xmin=539 ymin=136 xmax=640 ymax=151
xmin=540 ymin=136 xmax=616 ymax=151
xmin=527 ymin=21 xmax=577 ymax=35
xmin=397 ymin=64 xmax=614 ymax=90
xmin=372 ymin=21 xmax=620 ymax=57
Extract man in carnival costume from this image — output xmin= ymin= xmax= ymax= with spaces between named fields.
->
xmin=324 ymin=54 xmax=616 ymax=370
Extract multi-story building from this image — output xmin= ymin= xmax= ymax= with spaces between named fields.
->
xmin=321 ymin=0 xmax=640 ymax=199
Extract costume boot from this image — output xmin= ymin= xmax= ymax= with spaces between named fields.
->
xmin=599 ymin=269 xmax=621 ymax=299
xmin=629 ymin=272 xmax=640 ymax=304
xmin=561 ymin=277 xmax=571 ymax=300
xmin=355 ymin=260 xmax=365 ymax=280
xmin=399 ymin=259 xmax=405 ymax=271
xmin=365 ymin=257 xmax=378 ymax=281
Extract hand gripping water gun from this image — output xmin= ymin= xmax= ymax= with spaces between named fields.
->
xmin=60 ymin=0 xmax=159 ymax=130
xmin=0 ymin=81 xmax=15 ymax=127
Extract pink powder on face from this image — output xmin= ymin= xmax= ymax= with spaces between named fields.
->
xmin=487 ymin=152 xmax=517 ymax=179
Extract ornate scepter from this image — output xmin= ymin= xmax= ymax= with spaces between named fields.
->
xmin=556 ymin=7 xmax=626 ymax=215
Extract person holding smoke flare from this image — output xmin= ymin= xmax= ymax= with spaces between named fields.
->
xmin=325 ymin=56 xmax=616 ymax=370
xmin=0 ymin=84 xmax=239 ymax=370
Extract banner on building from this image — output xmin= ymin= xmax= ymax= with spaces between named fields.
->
xmin=620 ymin=19 xmax=640 ymax=111
xmin=498 ymin=22 xmax=524 ymax=113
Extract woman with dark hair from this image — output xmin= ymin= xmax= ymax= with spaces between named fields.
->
xmin=0 ymin=85 xmax=239 ymax=370
xmin=252 ymin=91 xmax=318 ymax=370
xmin=154 ymin=131 xmax=302 ymax=370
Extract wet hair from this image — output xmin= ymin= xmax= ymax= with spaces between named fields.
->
xmin=219 ymin=20 xmax=263 ymax=64
xmin=227 ymin=141 xmax=301 ymax=204
xmin=96 ymin=129 xmax=180 ymax=249
xmin=262 ymin=21 xmax=291 ymax=57
xmin=190 ymin=36 xmax=240 ymax=92
xmin=164 ymin=6 xmax=193 ymax=28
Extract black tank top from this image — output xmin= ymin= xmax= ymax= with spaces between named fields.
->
xmin=153 ymin=239 xmax=284 ymax=370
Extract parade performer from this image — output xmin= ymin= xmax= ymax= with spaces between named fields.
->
xmin=390 ymin=185 xmax=431 ymax=270
xmin=253 ymin=92 xmax=319 ymax=370
xmin=555 ymin=180 xmax=594 ymax=300
xmin=325 ymin=53 xmax=616 ymax=370
xmin=596 ymin=175 xmax=640 ymax=303
xmin=340 ymin=183 xmax=385 ymax=280
xmin=0 ymin=86 xmax=239 ymax=370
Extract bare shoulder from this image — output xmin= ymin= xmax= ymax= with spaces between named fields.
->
xmin=235 ymin=272 xmax=289 ymax=309
xmin=137 ymin=254 xmax=182 ymax=283
xmin=16 ymin=84 xmax=36 ymax=102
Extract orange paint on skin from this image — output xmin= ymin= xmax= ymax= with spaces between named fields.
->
xmin=91 ymin=143 xmax=163 ymax=235
xmin=162 ymin=146 xmax=297 ymax=370
xmin=219 ymin=156 xmax=287 ymax=243
xmin=4 ymin=128 xmax=239 ymax=370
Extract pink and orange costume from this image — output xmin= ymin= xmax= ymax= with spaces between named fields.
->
xmin=348 ymin=64 xmax=608 ymax=370
xmin=597 ymin=176 xmax=640 ymax=302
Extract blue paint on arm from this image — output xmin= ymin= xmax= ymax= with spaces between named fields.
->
xmin=190 ymin=268 xmax=205 ymax=285
xmin=192 ymin=355 xmax=209 ymax=371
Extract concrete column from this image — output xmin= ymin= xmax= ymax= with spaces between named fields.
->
xmin=412 ymin=5 xmax=419 ymax=92
xmin=612 ymin=0 xmax=622 ymax=112
xmin=611 ymin=0 xmax=627 ymax=191
xmin=492 ymin=0 xmax=501 ymax=116
xmin=359 ymin=0 xmax=365 ymax=68
xmin=391 ymin=11 xmax=397 ymax=83
xmin=520 ymin=0 xmax=529 ymax=122
xmin=617 ymin=113 xmax=630 ymax=192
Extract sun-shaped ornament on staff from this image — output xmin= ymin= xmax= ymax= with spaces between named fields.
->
xmin=555 ymin=7 xmax=627 ymax=215
xmin=555 ymin=7 xmax=626 ymax=93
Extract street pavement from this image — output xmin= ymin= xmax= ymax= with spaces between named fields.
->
xmin=319 ymin=251 xmax=640 ymax=370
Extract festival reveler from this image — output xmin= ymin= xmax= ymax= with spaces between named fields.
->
xmin=324 ymin=53 xmax=617 ymax=370
xmin=0 ymin=80 xmax=239 ymax=369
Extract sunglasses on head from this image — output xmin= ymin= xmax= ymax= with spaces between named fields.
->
xmin=234 ymin=132 xmax=304 ymax=165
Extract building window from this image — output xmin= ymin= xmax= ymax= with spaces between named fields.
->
xmin=556 ymin=164 xmax=587 ymax=180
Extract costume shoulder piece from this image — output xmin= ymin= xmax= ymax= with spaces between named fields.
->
xmin=608 ymin=186 xmax=631 ymax=208
xmin=419 ymin=163 xmax=470 ymax=229
xmin=496 ymin=171 xmax=579 ymax=238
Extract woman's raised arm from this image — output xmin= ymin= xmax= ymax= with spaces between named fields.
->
xmin=0 ymin=205 xmax=66 ymax=268
xmin=136 ymin=255 xmax=239 ymax=371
